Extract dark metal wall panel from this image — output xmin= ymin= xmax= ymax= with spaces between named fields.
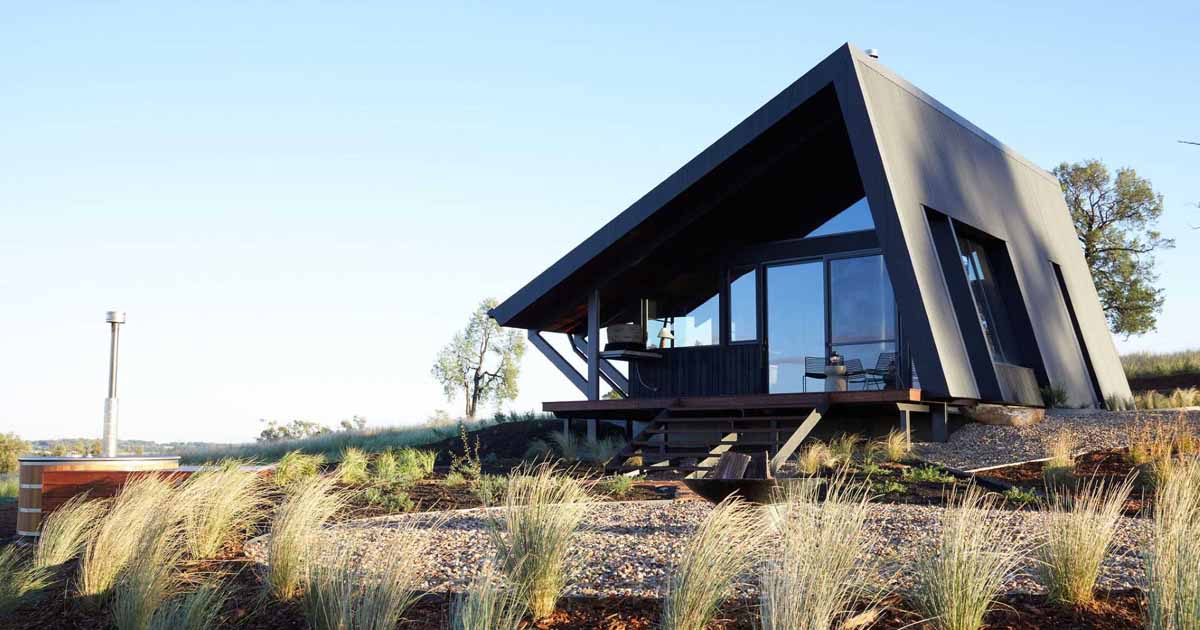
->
xmin=850 ymin=50 xmax=1131 ymax=405
xmin=628 ymin=344 xmax=765 ymax=398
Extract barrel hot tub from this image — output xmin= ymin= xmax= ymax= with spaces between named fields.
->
xmin=16 ymin=456 xmax=180 ymax=543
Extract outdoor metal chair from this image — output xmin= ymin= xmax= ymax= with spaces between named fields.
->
xmin=866 ymin=352 xmax=897 ymax=390
xmin=844 ymin=358 xmax=868 ymax=389
xmin=803 ymin=356 xmax=827 ymax=392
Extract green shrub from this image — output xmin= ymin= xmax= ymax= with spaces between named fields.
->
xmin=0 ymin=474 xmax=18 ymax=501
xmin=1040 ymin=385 xmax=1069 ymax=408
xmin=547 ymin=432 xmax=578 ymax=461
xmin=595 ymin=475 xmax=639 ymax=497
xmin=372 ymin=450 xmax=400 ymax=483
xmin=1105 ymin=394 xmax=1135 ymax=411
xmin=872 ymin=480 xmax=906 ymax=495
xmin=394 ymin=448 xmax=437 ymax=481
xmin=1002 ymin=487 xmax=1039 ymax=507
xmin=902 ymin=465 xmax=955 ymax=484
xmin=362 ymin=486 xmax=416 ymax=513
xmin=474 ymin=475 xmax=508 ymax=505
xmin=524 ymin=439 xmax=553 ymax=460
xmin=450 ymin=426 xmax=483 ymax=480
xmin=336 ymin=448 xmax=370 ymax=485
xmin=274 ymin=451 xmax=325 ymax=488
xmin=0 ymin=433 xmax=28 ymax=474
xmin=580 ymin=436 xmax=626 ymax=463
xmin=444 ymin=471 xmax=467 ymax=487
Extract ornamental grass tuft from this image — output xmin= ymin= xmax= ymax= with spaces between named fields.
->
xmin=759 ymin=473 xmax=880 ymax=630
xmin=660 ymin=497 xmax=763 ymax=630
xmin=486 ymin=463 xmax=589 ymax=620
xmin=912 ymin=486 xmax=1025 ymax=630
xmin=1035 ymin=475 xmax=1134 ymax=605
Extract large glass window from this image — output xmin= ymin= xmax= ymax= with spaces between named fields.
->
xmin=729 ymin=268 xmax=757 ymax=342
xmin=767 ymin=261 xmax=825 ymax=392
xmin=646 ymin=292 xmax=720 ymax=348
xmin=957 ymin=236 xmax=1014 ymax=363
xmin=807 ymin=197 xmax=874 ymax=237
xmin=830 ymin=254 xmax=897 ymax=389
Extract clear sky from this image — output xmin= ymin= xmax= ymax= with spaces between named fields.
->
xmin=3 ymin=2 xmax=1197 ymax=443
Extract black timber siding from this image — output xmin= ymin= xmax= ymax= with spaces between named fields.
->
xmin=628 ymin=344 xmax=765 ymax=398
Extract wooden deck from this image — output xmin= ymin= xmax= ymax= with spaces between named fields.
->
xmin=544 ymin=388 xmax=925 ymax=419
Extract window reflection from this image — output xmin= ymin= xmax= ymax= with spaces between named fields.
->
xmin=807 ymin=197 xmax=874 ymax=237
xmin=730 ymin=268 xmax=757 ymax=342
xmin=646 ymin=293 xmax=720 ymax=348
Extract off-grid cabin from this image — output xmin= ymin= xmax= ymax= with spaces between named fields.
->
xmin=491 ymin=44 xmax=1131 ymax=473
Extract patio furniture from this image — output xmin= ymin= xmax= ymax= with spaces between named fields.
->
xmin=803 ymin=356 xmax=828 ymax=392
xmin=843 ymin=358 xmax=868 ymax=390
xmin=866 ymin=352 xmax=897 ymax=390
xmin=824 ymin=363 xmax=848 ymax=391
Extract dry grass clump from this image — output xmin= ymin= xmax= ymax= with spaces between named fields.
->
xmin=1145 ymin=455 xmax=1200 ymax=630
xmin=78 ymin=475 xmax=179 ymax=605
xmin=336 ymin=448 xmax=370 ymax=485
xmin=913 ymin=486 xmax=1025 ymax=630
xmin=266 ymin=476 xmax=348 ymax=601
xmin=147 ymin=581 xmax=228 ymax=630
xmin=796 ymin=442 xmax=839 ymax=474
xmin=829 ymin=433 xmax=862 ymax=462
xmin=759 ymin=474 xmax=879 ymax=630
xmin=1034 ymin=476 xmax=1135 ymax=605
xmin=35 ymin=494 xmax=106 ymax=571
xmin=487 ymin=463 xmax=589 ymax=620
xmin=660 ymin=497 xmax=763 ymax=630
xmin=177 ymin=461 xmax=267 ymax=559
xmin=1042 ymin=431 xmax=1076 ymax=487
xmin=1136 ymin=387 xmax=1200 ymax=410
xmin=111 ymin=516 xmax=186 ymax=630
xmin=450 ymin=564 xmax=529 ymax=630
xmin=881 ymin=428 xmax=910 ymax=463
xmin=303 ymin=530 xmax=438 ymax=630
xmin=0 ymin=545 xmax=49 ymax=615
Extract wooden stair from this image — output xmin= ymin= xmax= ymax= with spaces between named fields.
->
xmin=605 ymin=402 xmax=828 ymax=475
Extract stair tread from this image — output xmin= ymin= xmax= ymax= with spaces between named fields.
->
xmin=645 ymin=428 xmax=794 ymax=434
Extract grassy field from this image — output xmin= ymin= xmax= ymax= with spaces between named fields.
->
xmin=1122 ymin=349 xmax=1200 ymax=379
xmin=178 ymin=410 xmax=551 ymax=465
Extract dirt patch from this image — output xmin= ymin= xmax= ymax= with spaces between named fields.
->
xmin=976 ymin=448 xmax=1154 ymax=515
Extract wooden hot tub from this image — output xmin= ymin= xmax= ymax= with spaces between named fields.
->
xmin=16 ymin=456 xmax=180 ymax=543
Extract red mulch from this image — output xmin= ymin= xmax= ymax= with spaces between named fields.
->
xmin=976 ymin=448 xmax=1153 ymax=515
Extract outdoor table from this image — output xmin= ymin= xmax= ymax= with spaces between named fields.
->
xmin=824 ymin=364 xmax=848 ymax=392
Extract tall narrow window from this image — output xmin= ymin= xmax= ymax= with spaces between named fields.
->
xmin=729 ymin=268 xmax=757 ymax=342
xmin=957 ymin=236 xmax=1015 ymax=364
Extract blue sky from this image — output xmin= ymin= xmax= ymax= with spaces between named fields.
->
xmin=2 ymin=2 xmax=1197 ymax=442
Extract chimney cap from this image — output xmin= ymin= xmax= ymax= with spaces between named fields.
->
xmin=865 ymin=48 xmax=880 ymax=59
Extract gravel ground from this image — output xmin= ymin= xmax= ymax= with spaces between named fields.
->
xmin=247 ymin=500 xmax=1150 ymax=598
xmin=914 ymin=408 xmax=1200 ymax=472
